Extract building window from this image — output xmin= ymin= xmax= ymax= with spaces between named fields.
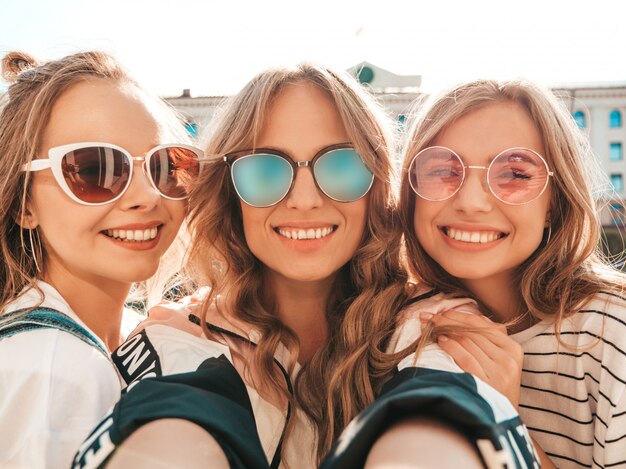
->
xmin=610 ymin=109 xmax=622 ymax=128
xmin=573 ymin=111 xmax=586 ymax=128
xmin=611 ymin=174 xmax=623 ymax=192
xmin=357 ymin=66 xmax=375 ymax=84
xmin=610 ymin=142 xmax=623 ymax=161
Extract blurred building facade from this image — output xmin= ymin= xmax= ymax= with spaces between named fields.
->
xmin=552 ymin=83 xmax=626 ymax=226
xmin=166 ymin=65 xmax=626 ymax=227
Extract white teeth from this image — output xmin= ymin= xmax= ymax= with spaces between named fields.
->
xmin=445 ymin=228 xmax=503 ymax=244
xmin=104 ymin=228 xmax=159 ymax=242
xmin=277 ymin=226 xmax=335 ymax=240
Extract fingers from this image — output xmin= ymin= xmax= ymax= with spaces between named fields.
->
xmin=420 ymin=309 xmax=507 ymax=336
xmin=419 ymin=310 xmax=522 ymax=362
xmin=447 ymin=331 xmax=516 ymax=365
xmin=437 ymin=335 xmax=488 ymax=381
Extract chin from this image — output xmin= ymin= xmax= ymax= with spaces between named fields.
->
xmin=275 ymin=264 xmax=337 ymax=283
xmin=120 ymin=265 xmax=161 ymax=284
xmin=438 ymin=263 xmax=494 ymax=282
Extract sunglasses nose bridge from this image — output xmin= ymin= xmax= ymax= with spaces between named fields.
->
xmin=293 ymin=160 xmax=315 ymax=184
xmin=460 ymin=165 xmax=491 ymax=195
xmin=125 ymin=154 xmax=162 ymax=199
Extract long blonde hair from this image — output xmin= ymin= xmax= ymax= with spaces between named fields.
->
xmin=187 ymin=63 xmax=413 ymax=460
xmin=0 ymin=50 xmax=189 ymax=316
xmin=399 ymin=78 xmax=626 ymax=328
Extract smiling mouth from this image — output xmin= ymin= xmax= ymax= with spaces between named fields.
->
xmin=274 ymin=226 xmax=337 ymax=240
xmin=441 ymin=227 xmax=508 ymax=244
xmin=102 ymin=226 xmax=161 ymax=242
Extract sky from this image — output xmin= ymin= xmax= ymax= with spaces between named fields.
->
xmin=1 ymin=0 xmax=624 ymax=97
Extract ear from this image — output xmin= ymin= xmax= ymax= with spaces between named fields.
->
xmin=13 ymin=201 xmax=39 ymax=230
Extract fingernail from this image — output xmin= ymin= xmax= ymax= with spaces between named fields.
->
xmin=438 ymin=335 xmax=449 ymax=343
xmin=419 ymin=312 xmax=434 ymax=321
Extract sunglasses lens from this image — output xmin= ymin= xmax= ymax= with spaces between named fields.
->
xmin=314 ymin=148 xmax=373 ymax=202
xmin=231 ymin=154 xmax=293 ymax=207
xmin=149 ymin=147 xmax=200 ymax=199
xmin=488 ymin=149 xmax=549 ymax=204
xmin=61 ymin=146 xmax=130 ymax=203
xmin=408 ymin=148 xmax=463 ymax=201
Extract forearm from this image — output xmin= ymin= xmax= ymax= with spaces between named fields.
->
xmin=365 ymin=418 xmax=483 ymax=469
xmin=105 ymin=419 xmax=229 ymax=469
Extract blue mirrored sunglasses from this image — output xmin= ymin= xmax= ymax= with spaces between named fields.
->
xmin=224 ymin=143 xmax=374 ymax=208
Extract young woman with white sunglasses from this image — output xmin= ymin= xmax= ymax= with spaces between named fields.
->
xmin=400 ymin=79 xmax=626 ymax=468
xmin=0 ymin=51 xmax=201 ymax=468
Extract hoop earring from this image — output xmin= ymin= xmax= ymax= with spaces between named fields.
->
xmin=28 ymin=228 xmax=42 ymax=273
xmin=544 ymin=225 xmax=552 ymax=245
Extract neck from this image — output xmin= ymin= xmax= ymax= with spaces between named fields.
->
xmin=43 ymin=264 xmax=130 ymax=352
xmin=461 ymin=271 xmax=526 ymax=328
xmin=266 ymin=271 xmax=333 ymax=363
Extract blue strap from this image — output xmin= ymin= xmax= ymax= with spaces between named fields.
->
xmin=0 ymin=307 xmax=108 ymax=356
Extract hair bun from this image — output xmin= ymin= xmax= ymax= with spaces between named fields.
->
xmin=1 ymin=51 xmax=40 ymax=83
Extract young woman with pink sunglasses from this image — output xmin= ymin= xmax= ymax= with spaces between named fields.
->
xmin=0 ymin=51 xmax=201 ymax=468
xmin=400 ymin=79 xmax=626 ymax=468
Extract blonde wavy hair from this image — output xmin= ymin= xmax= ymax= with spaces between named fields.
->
xmin=0 ymin=50 xmax=190 ymax=317
xmin=187 ymin=63 xmax=415 ymax=461
xmin=399 ymin=78 xmax=626 ymax=331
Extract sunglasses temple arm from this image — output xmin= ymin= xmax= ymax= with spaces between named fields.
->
xmin=22 ymin=159 xmax=51 ymax=172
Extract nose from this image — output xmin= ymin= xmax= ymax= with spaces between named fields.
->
xmin=284 ymin=166 xmax=324 ymax=210
xmin=117 ymin=160 xmax=161 ymax=210
xmin=451 ymin=168 xmax=493 ymax=213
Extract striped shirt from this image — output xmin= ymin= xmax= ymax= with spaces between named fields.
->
xmin=512 ymin=291 xmax=626 ymax=468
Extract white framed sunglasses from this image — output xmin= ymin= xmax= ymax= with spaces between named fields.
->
xmin=22 ymin=142 xmax=204 ymax=206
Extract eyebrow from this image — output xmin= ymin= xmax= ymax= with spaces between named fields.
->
xmin=245 ymin=142 xmax=354 ymax=158
xmin=503 ymin=151 xmax=540 ymax=166
xmin=453 ymin=149 xmax=541 ymax=167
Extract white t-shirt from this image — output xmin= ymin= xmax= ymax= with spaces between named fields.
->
xmin=512 ymin=291 xmax=626 ymax=468
xmin=0 ymin=281 xmax=140 ymax=469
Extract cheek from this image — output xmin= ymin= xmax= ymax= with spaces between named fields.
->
xmin=240 ymin=203 xmax=271 ymax=254
xmin=343 ymin=198 xmax=368 ymax=247
xmin=164 ymin=200 xmax=187 ymax=228
xmin=412 ymin=200 xmax=435 ymax=244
